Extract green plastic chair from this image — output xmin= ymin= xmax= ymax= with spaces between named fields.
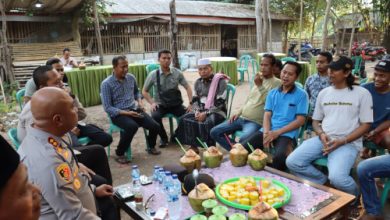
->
xmin=226 ymin=83 xmax=236 ymax=119
xmin=7 ymin=128 xmax=21 ymax=149
xmin=351 ymin=56 xmax=363 ymax=76
xmin=16 ymin=89 xmax=26 ymax=110
xmin=146 ymin=64 xmax=160 ymax=74
xmin=237 ymin=55 xmax=251 ymax=82
xmin=78 ymin=137 xmax=91 ymax=145
xmin=381 ymin=179 xmax=390 ymax=209
xmin=107 ymin=115 xmax=132 ymax=161
xmin=281 ymin=57 xmax=297 ymax=62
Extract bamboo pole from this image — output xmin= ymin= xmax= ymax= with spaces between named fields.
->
xmin=93 ymin=1 xmax=104 ymax=65
xmin=169 ymin=0 xmax=180 ymax=68
xmin=298 ymin=0 xmax=303 ymax=61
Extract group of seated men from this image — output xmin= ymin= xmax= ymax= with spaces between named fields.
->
xmin=1 ymin=47 xmax=388 ymax=220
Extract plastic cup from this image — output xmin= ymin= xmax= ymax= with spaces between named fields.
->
xmin=212 ymin=205 xmax=228 ymax=216
xmin=228 ymin=213 xmax=246 ymax=220
xmin=202 ymin=199 xmax=218 ymax=214
xmin=190 ymin=214 xmax=208 ymax=220
xmin=208 ymin=214 xmax=227 ymax=220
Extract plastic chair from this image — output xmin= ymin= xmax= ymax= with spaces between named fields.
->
xmin=226 ymin=83 xmax=236 ymax=119
xmin=237 ymin=55 xmax=251 ymax=82
xmin=106 ymin=114 xmax=132 ymax=161
xmin=381 ymin=179 xmax=390 ymax=209
xmin=7 ymin=128 xmax=21 ymax=149
xmin=16 ymin=89 xmax=26 ymax=110
xmin=78 ymin=137 xmax=91 ymax=145
xmin=281 ymin=57 xmax=297 ymax=62
xmin=146 ymin=64 xmax=160 ymax=74
xmin=351 ymin=56 xmax=362 ymax=76
xmin=363 ymin=140 xmax=386 ymax=157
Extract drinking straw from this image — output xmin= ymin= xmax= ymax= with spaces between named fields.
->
xmin=247 ymin=142 xmax=255 ymax=152
xmin=175 ymin=137 xmax=187 ymax=153
xmin=196 ymin=137 xmax=208 ymax=149
xmin=223 ymin=133 xmax=233 ymax=147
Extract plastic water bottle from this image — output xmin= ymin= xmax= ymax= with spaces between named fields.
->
xmin=168 ymin=174 xmax=181 ymax=220
xmin=163 ymin=171 xmax=172 ymax=193
xmin=153 ymin=165 xmax=160 ymax=183
xmin=158 ymin=168 xmax=165 ymax=191
xmin=131 ymin=165 xmax=143 ymax=211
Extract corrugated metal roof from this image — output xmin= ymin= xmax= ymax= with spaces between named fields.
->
xmin=5 ymin=0 xmax=83 ymax=13
xmin=106 ymin=0 xmax=292 ymax=21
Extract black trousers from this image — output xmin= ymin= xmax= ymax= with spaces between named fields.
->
xmin=75 ymin=144 xmax=113 ymax=185
xmin=91 ymin=175 xmax=120 ymax=220
xmin=78 ymin=124 xmax=113 ymax=147
xmin=111 ymin=114 xmax=160 ymax=156
xmin=150 ymin=105 xmax=187 ymax=143
xmin=240 ymin=131 xmax=295 ymax=171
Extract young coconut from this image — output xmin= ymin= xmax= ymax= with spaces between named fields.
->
xmin=203 ymin=146 xmax=223 ymax=168
xmin=248 ymin=149 xmax=268 ymax=171
xmin=248 ymin=202 xmax=278 ymax=220
xmin=180 ymin=149 xmax=201 ymax=173
xmin=188 ymin=183 xmax=216 ymax=212
xmin=229 ymin=143 xmax=249 ymax=167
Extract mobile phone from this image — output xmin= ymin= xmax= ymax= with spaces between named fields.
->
xmin=140 ymin=175 xmax=152 ymax=185
xmin=115 ymin=186 xmax=134 ymax=201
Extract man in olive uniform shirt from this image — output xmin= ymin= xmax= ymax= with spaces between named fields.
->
xmin=18 ymin=87 xmax=115 ymax=220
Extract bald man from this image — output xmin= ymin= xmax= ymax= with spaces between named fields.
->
xmin=18 ymin=87 xmax=117 ymax=220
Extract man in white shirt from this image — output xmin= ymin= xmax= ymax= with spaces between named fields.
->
xmin=60 ymin=48 xmax=78 ymax=68
xmin=287 ymin=56 xmax=373 ymax=200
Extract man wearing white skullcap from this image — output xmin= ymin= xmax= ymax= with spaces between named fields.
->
xmin=175 ymin=58 xmax=229 ymax=153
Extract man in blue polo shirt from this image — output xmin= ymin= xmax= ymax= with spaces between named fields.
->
xmin=240 ymin=61 xmax=308 ymax=171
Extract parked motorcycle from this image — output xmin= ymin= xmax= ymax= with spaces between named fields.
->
xmin=288 ymin=43 xmax=313 ymax=61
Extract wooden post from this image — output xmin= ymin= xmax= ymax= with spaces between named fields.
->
xmin=267 ymin=0 xmax=272 ymax=51
xmin=93 ymin=1 xmax=104 ymax=65
xmin=298 ymin=0 xmax=303 ymax=61
xmin=169 ymin=0 xmax=180 ymax=69
xmin=0 ymin=0 xmax=14 ymax=83
xmin=348 ymin=0 xmax=356 ymax=57
xmin=261 ymin=0 xmax=268 ymax=51
xmin=255 ymin=0 xmax=263 ymax=52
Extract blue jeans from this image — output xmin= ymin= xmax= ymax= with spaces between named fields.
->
xmin=357 ymin=155 xmax=390 ymax=216
xmin=286 ymin=136 xmax=359 ymax=197
xmin=210 ymin=117 xmax=261 ymax=150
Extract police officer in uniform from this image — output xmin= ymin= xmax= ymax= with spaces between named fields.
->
xmin=18 ymin=87 xmax=118 ymax=220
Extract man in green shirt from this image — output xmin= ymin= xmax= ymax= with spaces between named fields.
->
xmin=210 ymin=54 xmax=281 ymax=150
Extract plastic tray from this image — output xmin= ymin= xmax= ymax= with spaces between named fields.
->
xmin=215 ymin=176 xmax=291 ymax=210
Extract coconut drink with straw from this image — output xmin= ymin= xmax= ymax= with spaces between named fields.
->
xmin=248 ymin=202 xmax=278 ymax=220
xmin=177 ymin=138 xmax=201 ymax=173
xmin=197 ymin=137 xmax=223 ymax=168
xmin=229 ymin=143 xmax=249 ymax=167
xmin=247 ymin=143 xmax=268 ymax=171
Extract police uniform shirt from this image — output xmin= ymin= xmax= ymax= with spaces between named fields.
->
xmin=18 ymin=126 xmax=100 ymax=220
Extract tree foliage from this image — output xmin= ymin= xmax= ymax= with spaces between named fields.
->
xmin=80 ymin=0 xmax=112 ymax=26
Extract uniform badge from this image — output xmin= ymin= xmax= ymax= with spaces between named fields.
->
xmin=56 ymin=163 xmax=72 ymax=183
xmin=73 ymin=178 xmax=81 ymax=190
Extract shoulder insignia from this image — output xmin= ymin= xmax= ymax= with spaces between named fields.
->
xmin=56 ymin=163 xmax=72 ymax=183
xmin=73 ymin=178 xmax=81 ymax=190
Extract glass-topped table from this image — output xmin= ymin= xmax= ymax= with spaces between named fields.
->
xmin=114 ymin=161 xmax=355 ymax=220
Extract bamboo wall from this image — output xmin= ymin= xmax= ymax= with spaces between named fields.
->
xmin=80 ymin=20 xmax=221 ymax=55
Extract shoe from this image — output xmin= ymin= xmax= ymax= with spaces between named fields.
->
xmin=147 ymin=148 xmax=161 ymax=155
xmin=115 ymin=155 xmax=131 ymax=164
xmin=348 ymin=204 xmax=364 ymax=220
xmin=159 ymin=139 xmax=169 ymax=148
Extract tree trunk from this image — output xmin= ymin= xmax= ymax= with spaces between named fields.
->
xmin=341 ymin=26 xmax=346 ymax=49
xmin=348 ymin=0 xmax=357 ymax=57
xmin=321 ymin=0 xmax=332 ymax=51
xmin=310 ymin=0 xmax=320 ymax=43
xmin=298 ymin=0 xmax=303 ymax=61
xmin=0 ymin=0 xmax=14 ymax=83
xmin=267 ymin=0 xmax=272 ymax=51
xmin=282 ymin=22 xmax=289 ymax=53
xmin=261 ymin=0 xmax=268 ymax=51
xmin=93 ymin=1 xmax=104 ymax=65
xmin=169 ymin=0 xmax=180 ymax=69
xmin=72 ymin=9 xmax=81 ymax=49
xmin=255 ymin=0 xmax=264 ymax=51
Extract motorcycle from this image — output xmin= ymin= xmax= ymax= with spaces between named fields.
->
xmin=288 ymin=43 xmax=313 ymax=61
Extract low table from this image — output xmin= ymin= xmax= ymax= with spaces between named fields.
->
xmin=114 ymin=161 xmax=355 ymax=220
xmin=209 ymin=57 xmax=238 ymax=85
